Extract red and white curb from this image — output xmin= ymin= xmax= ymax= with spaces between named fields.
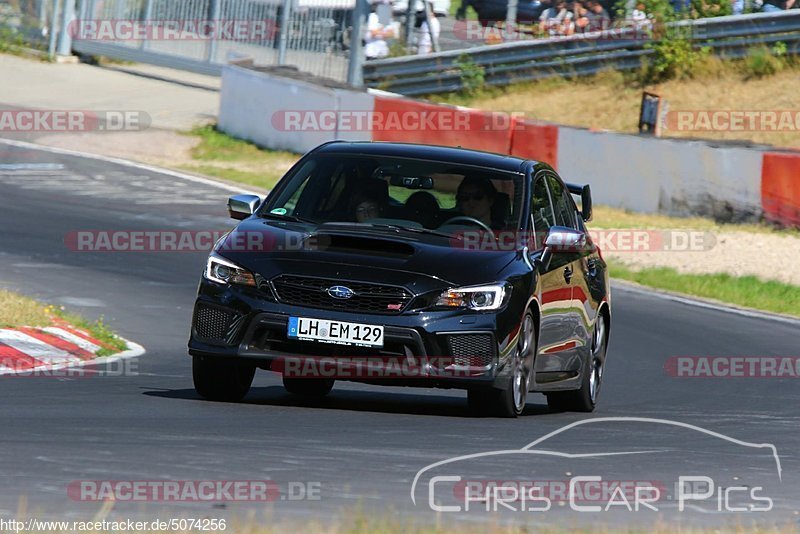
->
xmin=0 ymin=323 xmax=144 ymax=376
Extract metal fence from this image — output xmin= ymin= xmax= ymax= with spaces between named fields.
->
xmin=64 ymin=0 xmax=355 ymax=81
xmin=363 ymin=11 xmax=800 ymax=95
xmin=0 ymin=0 xmax=56 ymax=47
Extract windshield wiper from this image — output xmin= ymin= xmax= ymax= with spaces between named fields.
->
xmin=259 ymin=212 xmax=317 ymax=224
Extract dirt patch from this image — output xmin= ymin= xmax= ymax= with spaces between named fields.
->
xmin=606 ymin=230 xmax=800 ymax=286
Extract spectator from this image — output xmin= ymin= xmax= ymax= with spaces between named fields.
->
xmin=574 ymin=1 xmax=590 ymax=33
xmin=417 ymin=2 xmax=441 ymax=55
xmin=455 ymin=0 xmax=478 ymax=20
xmin=761 ymin=0 xmax=794 ymax=11
xmin=539 ymin=0 xmax=575 ymax=36
xmin=365 ymin=0 xmax=396 ymax=60
xmin=584 ymin=0 xmax=611 ymax=31
xmin=631 ymin=1 xmax=652 ymax=26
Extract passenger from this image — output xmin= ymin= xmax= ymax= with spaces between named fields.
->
xmin=405 ymin=191 xmax=440 ymax=227
xmin=456 ymin=175 xmax=497 ymax=228
xmin=355 ymin=198 xmax=383 ymax=222
xmin=351 ymin=179 xmax=390 ymax=223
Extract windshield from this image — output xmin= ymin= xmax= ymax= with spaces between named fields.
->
xmin=261 ymin=154 xmax=523 ymax=235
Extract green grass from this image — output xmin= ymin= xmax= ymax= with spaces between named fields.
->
xmin=609 ymin=262 xmax=800 ymax=317
xmin=56 ymin=311 xmax=128 ymax=357
xmin=0 ymin=289 xmax=127 ymax=357
xmin=182 ymin=125 xmax=299 ymax=191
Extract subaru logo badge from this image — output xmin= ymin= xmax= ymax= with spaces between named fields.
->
xmin=327 ymin=285 xmax=355 ymax=299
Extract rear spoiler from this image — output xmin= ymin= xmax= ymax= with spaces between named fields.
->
xmin=566 ymin=183 xmax=592 ymax=222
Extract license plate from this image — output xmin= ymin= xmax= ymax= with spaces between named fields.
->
xmin=287 ymin=317 xmax=384 ymax=348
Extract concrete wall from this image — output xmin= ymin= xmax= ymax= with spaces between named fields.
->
xmin=556 ymin=127 xmax=764 ymax=221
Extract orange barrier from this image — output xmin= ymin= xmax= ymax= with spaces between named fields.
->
xmin=371 ymin=96 xmax=514 ymax=155
xmin=761 ymin=152 xmax=800 ymax=227
xmin=509 ymin=120 xmax=559 ymax=169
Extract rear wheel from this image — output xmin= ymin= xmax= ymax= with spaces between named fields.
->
xmin=547 ymin=312 xmax=607 ymax=412
xmin=193 ymin=356 xmax=255 ymax=402
xmin=469 ymin=311 xmax=536 ymax=418
xmin=283 ymin=377 xmax=335 ymax=397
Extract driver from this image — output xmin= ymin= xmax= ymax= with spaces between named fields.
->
xmin=456 ymin=176 xmax=497 ymax=228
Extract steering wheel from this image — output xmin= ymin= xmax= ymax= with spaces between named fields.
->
xmin=440 ymin=216 xmax=494 ymax=235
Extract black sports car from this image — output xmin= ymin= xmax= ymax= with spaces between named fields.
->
xmin=188 ymin=141 xmax=610 ymax=417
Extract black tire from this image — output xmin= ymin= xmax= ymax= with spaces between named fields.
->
xmin=467 ymin=388 xmax=495 ymax=416
xmin=468 ymin=311 xmax=537 ymax=418
xmin=283 ymin=377 xmax=335 ymax=397
xmin=193 ymin=356 xmax=255 ymax=402
xmin=546 ymin=312 xmax=608 ymax=413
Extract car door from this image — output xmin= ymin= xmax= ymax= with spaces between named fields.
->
xmin=529 ymin=172 xmax=580 ymax=376
xmin=546 ymin=173 xmax=595 ymax=359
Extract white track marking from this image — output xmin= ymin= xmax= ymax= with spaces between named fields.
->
xmin=0 ymin=330 xmax=79 ymax=364
xmin=42 ymin=327 xmax=102 ymax=354
xmin=0 ymin=137 xmax=264 ymax=195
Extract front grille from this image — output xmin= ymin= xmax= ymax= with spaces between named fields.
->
xmin=193 ymin=304 xmax=243 ymax=345
xmin=271 ymin=275 xmax=413 ymax=315
xmin=446 ymin=334 xmax=495 ymax=367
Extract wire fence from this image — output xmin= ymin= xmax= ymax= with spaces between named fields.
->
xmin=0 ymin=0 xmax=355 ymax=81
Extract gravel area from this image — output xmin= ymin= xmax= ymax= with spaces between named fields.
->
xmin=605 ymin=230 xmax=800 ymax=286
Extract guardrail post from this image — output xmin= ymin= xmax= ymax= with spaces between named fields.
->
xmin=506 ymin=0 xmax=517 ymax=34
xmin=140 ymin=0 xmax=153 ymax=50
xmin=207 ymin=0 xmax=221 ymax=62
xmin=347 ymin=0 xmax=368 ymax=87
xmin=405 ymin=0 xmax=415 ymax=47
xmin=278 ymin=0 xmax=293 ymax=64
xmin=56 ymin=0 xmax=75 ymax=56
xmin=47 ymin=0 xmax=60 ymax=59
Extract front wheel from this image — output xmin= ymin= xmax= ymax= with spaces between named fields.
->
xmin=547 ymin=312 xmax=607 ymax=412
xmin=468 ymin=311 xmax=536 ymax=418
xmin=193 ymin=356 xmax=255 ymax=402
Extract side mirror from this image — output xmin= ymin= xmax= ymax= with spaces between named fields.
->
xmin=544 ymin=226 xmax=588 ymax=253
xmin=580 ymin=184 xmax=592 ymax=222
xmin=566 ymin=183 xmax=593 ymax=222
xmin=228 ymin=194 xmax=261 ymax=220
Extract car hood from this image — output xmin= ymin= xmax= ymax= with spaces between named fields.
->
xmin=216 ymin=219 xmax=519 ymax=294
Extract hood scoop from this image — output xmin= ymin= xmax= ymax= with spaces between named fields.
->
xmin=305 ymin=232 xmax=415 ymax=258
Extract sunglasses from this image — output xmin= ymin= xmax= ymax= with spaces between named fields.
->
xmin=457 ymin=192 xmax=487 ymax=202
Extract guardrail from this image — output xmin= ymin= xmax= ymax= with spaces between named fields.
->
xmin=363 ymin=11 xmax=800 ymax=95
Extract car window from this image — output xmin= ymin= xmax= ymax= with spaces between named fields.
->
xmin=531 ymin=176 xmax=555 ymax=249
xmin=263 ymin=154 xmax=523 ymax=235
xmin=547 ymin=174 xmax=578 ymax=230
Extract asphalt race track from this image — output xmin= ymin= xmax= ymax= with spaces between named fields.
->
xmin=0 ymin=139 xmax=798 ymax=529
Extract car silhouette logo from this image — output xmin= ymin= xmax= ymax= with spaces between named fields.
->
xmin=327 ymin=285 xmax=355 ymax=299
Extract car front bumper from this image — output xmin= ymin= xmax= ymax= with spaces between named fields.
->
xmin=188 ymin=280 xmax=521 ymax=390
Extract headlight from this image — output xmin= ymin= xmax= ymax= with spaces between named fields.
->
xmin=205 ymin=252 xmax=256 ymax=287
xmin=434 ymin=283 xmax=509 ymax=311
